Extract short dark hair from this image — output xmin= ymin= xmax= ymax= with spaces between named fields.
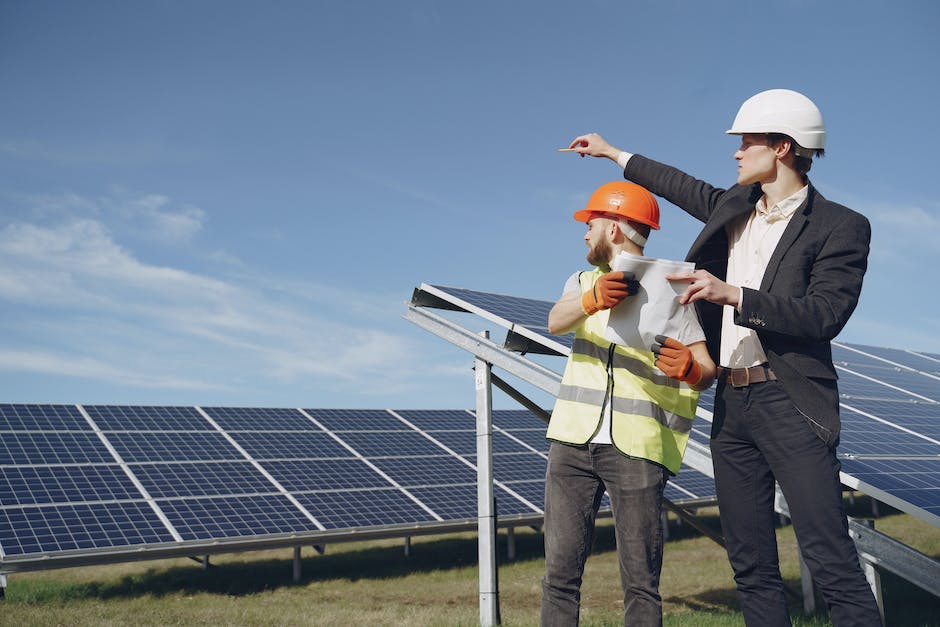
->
xmin=766 ymin=133 xmax=824 ymax=175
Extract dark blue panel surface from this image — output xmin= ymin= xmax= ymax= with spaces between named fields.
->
xmin=262 ymin=458 xmax=392 ymax=491
xmin=0 ymin=502 xmax=174 ymax=555
xmin=83 ymin=405 xmax=211 ymax=431
xmin=840 ymin=457 xmax=940 ymax=520
xmin=839 ymin=411 xmax=940 ymax=458
xmin=0 ymin=404 xmax=90 ymax=431
xmin=0 ymin=465 xmax=143 ymax=506
xmin=429 ymin=285 xmax=554 ymax=332
xmin=392 ymin=409 xmax=474 ymax=430
xmin=493 ymin=453 xmax=547 ymax=482
xmin=498 ymin=427 xmax=550 ymax=453
xmin=159 ymin=495 xmax=316 ymax=540
xmin=666 ymin=468 xmax=716 ymax=501
xmin=132 ymin=462 xmax=278 ymax=498
xmin=498 ymin=480 xmax=544 ymax=511
xmin=370 ymin=455 xmax=477 ymax=487
xmin=105 ymin=431 xmax=243 ymax=462
xmin=0 ymin=432 xmax=114 ymax=465
xmin=230 ymin=431 xmax=351 ymax=460
xmin=305 ymin=408 xmax=409 ymax=432
xmin=406 ymin=483 xmax=478 ymax=520
xmin=493 ymin=409 xmax=549 ymax=430
xmin=337 ymin=431 xmax=446 ymax=458
xmin=294 ymin=489 xmax=432 ymax=529
xmin=202 ymin=406 xmax=318 ymax=431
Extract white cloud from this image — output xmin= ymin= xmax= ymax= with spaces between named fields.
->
xmin=0 ymin=210 xmax=449 ymax=398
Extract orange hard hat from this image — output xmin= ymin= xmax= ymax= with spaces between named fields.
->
xmin=573 ymin=181 xmax=660 ymax=230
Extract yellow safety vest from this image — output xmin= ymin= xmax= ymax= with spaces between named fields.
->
xmin=546 ymin=268 xmax=700 ymax=474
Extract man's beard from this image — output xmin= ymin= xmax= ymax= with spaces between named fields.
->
xmin=586 ymin=238 xmax=612 ymax=267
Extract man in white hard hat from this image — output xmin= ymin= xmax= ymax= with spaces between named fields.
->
xmin=541 ymin=181 xmax=715 ymax=626
xmin=564 ymin=89 xmax=882 ymax=626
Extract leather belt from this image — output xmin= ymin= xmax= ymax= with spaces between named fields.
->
xmin=717 ymin=364 xmax=777 ymax=388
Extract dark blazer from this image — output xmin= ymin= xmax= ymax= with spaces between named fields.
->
xmin=624 ymin=155 xmax=870 ymax=446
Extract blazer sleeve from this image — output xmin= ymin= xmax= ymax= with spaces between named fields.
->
xmin=623 ymin=154 xmax=728 ymax=223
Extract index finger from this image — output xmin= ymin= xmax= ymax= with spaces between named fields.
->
xmin=567 ymin=136 xmax=590 ymax=150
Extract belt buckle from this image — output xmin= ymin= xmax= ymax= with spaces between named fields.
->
xmin=729 ymin=367 xmax=750 ymax=388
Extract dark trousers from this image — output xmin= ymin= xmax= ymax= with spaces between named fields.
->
xmin=711 ymin=379 xmax=882 ymax=626
xmin=540 ymin=442 xmax=668 ymax=627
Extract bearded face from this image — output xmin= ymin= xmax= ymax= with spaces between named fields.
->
xmin=584 ymin=217 xmax=614 ymax=267
xmin=586 ymin=236 xmax=612 ymax=267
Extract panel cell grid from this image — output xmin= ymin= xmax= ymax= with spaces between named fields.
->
xmin=0 ymin=502 xmax=175 ymax=555
xmin=392 ymin=409 xmax=474 ymax=431
xmin=0 ymin=432 xmax=115 ymax=465
xmin=263 ymin=458 xmax=393 ymax=491
xmin=370 ymin=456 xmax=477 ymax=487
xmin=159 ymin=495 xmax=316 ymax=540
xmin=202 ymin=406 xmax=319 ymax=431
xmin=336 ymin=431 xmax=447 ymax=459
xmin=0 ymin=404 xmax=90 ymax=431
xmin=493 ymin=453 xmax=548 ymax=482
xmin=295 ymin=489 xmax=432 ymax=529
xmin=305 ymin=408 xmax=410 ymax=432
xmin=132 ymin=462 xmax=280 ymax=499
xmin=493 ymin=409 xmax=548 ymax=430
xmin=105 ymin=431 xmax=244 ymax=463
xmin=83 ymin=405 xmax=212 ymax=431
xmin=0 ymin=465 xmax=143 ymax=506
xmin=229 ymin=431 xmax=353 ymax=460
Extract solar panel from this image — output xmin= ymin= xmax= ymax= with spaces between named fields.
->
xmin=294 ymin=489 xmax=433 ymax=529
xmin=84 ymin=405 xmax=212 ymax=431
xmin=0 ymin=502 xmax=175 ymax=555
xmin=0 ymin=403 xmax=90 ymax=431
xmin=159 ymin=495 xmax=316 ymax=541
xmin=0 ymin=432 xmax=114 ymax=465
xmin=132 ymin=462 xmax=278 ymax=499
xmin=203 ymin=406 xmax=321 ymax=431
xmin=410 ymin=284 xmax=940 ymax=530
xmin=0 ymin=466 xmax=142 ymax=506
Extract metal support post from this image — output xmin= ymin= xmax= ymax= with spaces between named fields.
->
xmin=293 ymin=546 xmax=302 ymax=583
xmin=0 ymin=574 xmax=6 ymax=600
xmin=858 ymin=520 xmax=885 ymax=623
xmin=506 ymin=527 xmax=516 ymax=562
xmin=404 ymin=535 xmax=412 ymax=557
xmin=475 ymin=332 xmax=501 ymax=627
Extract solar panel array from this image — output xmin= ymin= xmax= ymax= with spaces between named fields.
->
xmin=0 ymin=401 xmax=717 ymax=571
xmin=415 ymin=284 xmax=940 ymax=527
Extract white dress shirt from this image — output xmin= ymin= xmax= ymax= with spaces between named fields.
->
xmin=720 ymin=186 xmax=808 ymax=367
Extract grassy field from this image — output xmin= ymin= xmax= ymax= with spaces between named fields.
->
xmin=1 ymin=499 xmax=938 ymax=626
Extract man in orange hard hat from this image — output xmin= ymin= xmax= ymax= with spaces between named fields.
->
xmin=565 ymin=89 xmax=882 ymax=626
xmin=541 ymin=181 xmax=715 ymax=626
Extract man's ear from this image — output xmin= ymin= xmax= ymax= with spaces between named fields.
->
xmin=774 ymin=137 xmax=793 ymax=159
xmin=608 ymin=220 xmax=623 ymax=243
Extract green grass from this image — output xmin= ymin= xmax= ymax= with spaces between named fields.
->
xmin=2 ymin=499 xmax=938 ymax=626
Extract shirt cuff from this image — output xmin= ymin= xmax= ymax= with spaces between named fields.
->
xmin=617 ymin=151 xmax=633 ymax=169
xmin=737 ymin=287 xmax=744 ymax=313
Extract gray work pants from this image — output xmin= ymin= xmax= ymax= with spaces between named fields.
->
xmin=540 ymin=442 xmax=668 ymax=627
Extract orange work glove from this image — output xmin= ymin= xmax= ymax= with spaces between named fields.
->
xmin=651 ymin=335 xmax=702 ymax=386
xmin=581 ymin=271 xmax=638 ymax=316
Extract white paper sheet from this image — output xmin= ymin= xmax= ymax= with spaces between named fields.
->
xmin=605 ymin=252 xmax=696 ymax=350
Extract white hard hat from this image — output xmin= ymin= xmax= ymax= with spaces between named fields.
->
xmin=727 ymin=89 xmax=826 ymax=157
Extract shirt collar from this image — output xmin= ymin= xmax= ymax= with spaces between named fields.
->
xmin=756 ymin=185 xmax=808 ymax=223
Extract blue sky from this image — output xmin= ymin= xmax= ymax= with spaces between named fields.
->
xmin=2 ymin=1 xmax=938 ymax=410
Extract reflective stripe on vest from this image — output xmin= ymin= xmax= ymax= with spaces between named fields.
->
xmin=546 ymin=268 xmax=699 ymax=474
